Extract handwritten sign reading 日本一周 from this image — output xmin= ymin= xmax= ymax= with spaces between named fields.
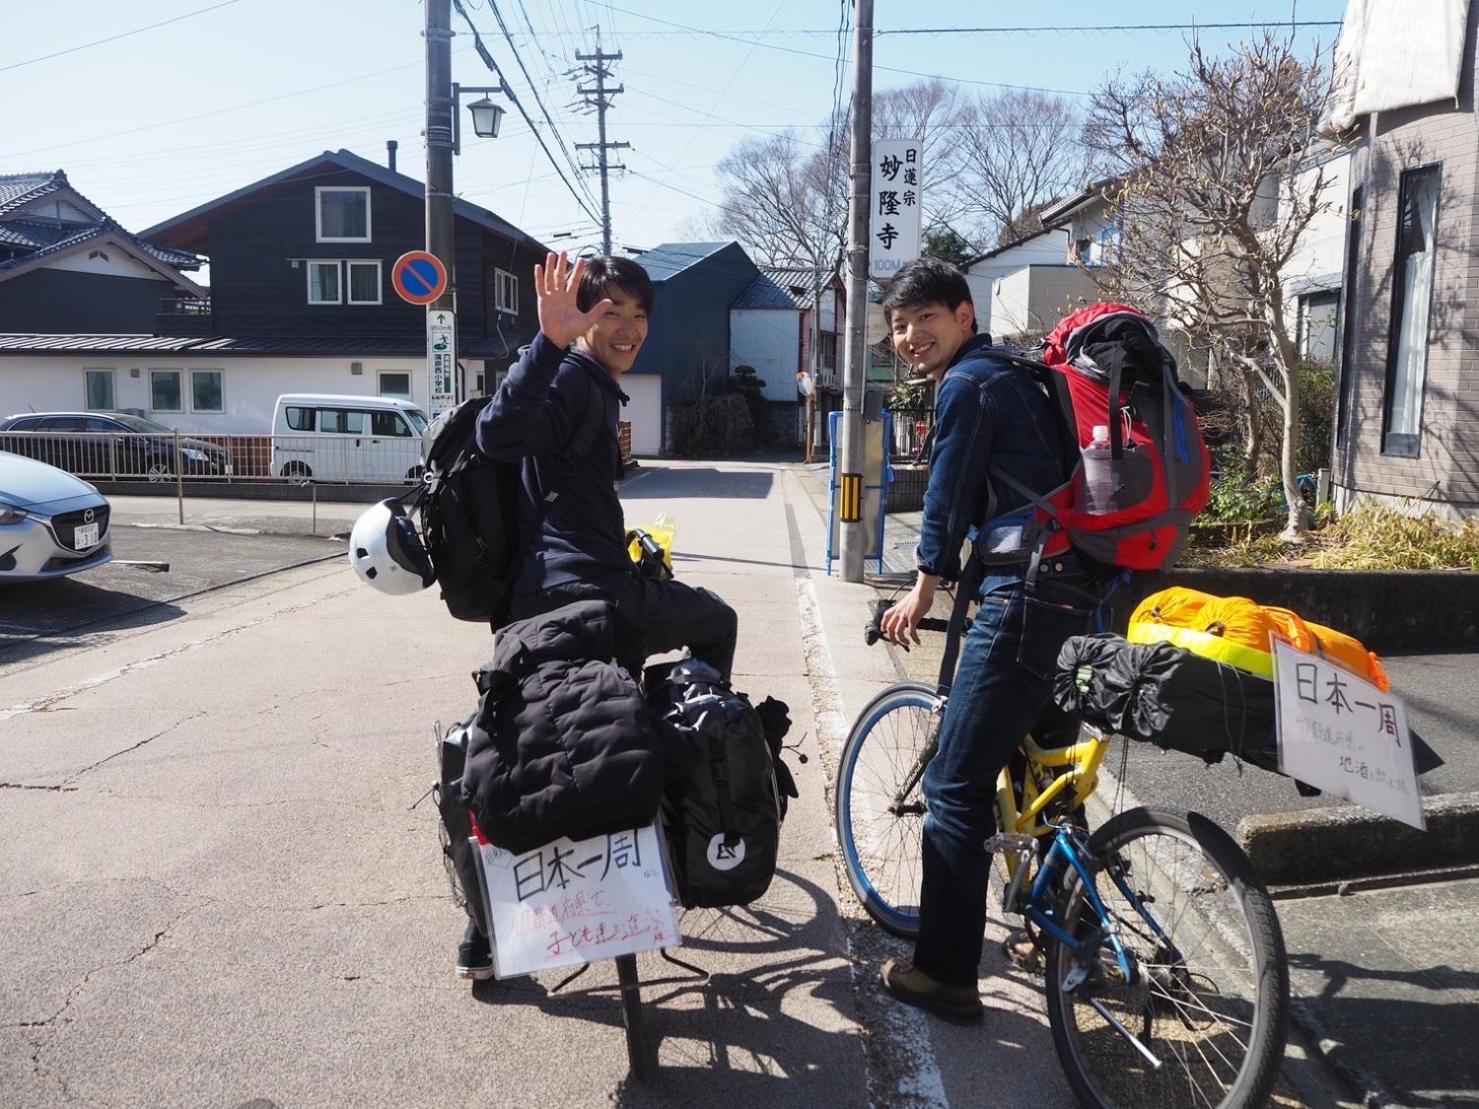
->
xmin=473 ymin=823 xmax=680 ymax=978
xmin=1272 ymin=639 xmax=1424 ymax=829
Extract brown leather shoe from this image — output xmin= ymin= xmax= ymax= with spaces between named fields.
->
xmin=880 ymin=958 xmax=984 ymax=1025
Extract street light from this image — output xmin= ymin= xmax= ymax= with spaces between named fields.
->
xmin=467 ymin=96 xmax=504 ymax=139
xmin=451 ymin=83 xmax=506 ymax=154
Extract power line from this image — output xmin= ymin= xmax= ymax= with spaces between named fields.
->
xmin=485 ymin=19 xmax=1344 ymax=39
xmin=479 ymin=0 xmax=602 ymax=217
xmin=0 ymin=0 xmax=246 ymax=74
xmin=451 ymin=0 xmax=603 ymax=226
xmin=585 ymin=1 xmax=1094 ymax=97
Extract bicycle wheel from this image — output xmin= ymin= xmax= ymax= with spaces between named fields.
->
xmin=1044 ymin=808 xmax=1288 ymax=1109
xmin=834 ymin=683 xmax=940 ymax=938
xmin=615 ymin=954 xmax=650 ymax=1080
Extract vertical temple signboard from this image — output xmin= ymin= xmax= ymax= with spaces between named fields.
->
xmin=868 ymin=137 xmax=923 ymax=281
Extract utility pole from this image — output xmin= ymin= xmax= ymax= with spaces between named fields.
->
xmin=576 ymin=28 xmax=629 ymax=257
xmin=838 ymin=0 xmax=873 ymax=582
xmin=424 ymin=0 xmax=459 ymax=413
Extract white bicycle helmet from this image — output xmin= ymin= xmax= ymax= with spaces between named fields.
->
xmin=348 ymin=498 xmax=436 ymax=595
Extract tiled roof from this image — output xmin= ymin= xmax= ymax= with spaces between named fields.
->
xmin=0 ymin=172 xmax=63 ymax=217
xmin=733 ymin=272 xmax=798 ymax=310
xmin=0 ymin=333 xmax=456 ymax=357
xmin=760 ymin=266 xmax=837 ymax=310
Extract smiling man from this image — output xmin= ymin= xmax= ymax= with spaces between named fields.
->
xmin=463 ymin=253 xmax=739 ymax=978
xmin=876 ymin=259 xmax=1101 ymax=1025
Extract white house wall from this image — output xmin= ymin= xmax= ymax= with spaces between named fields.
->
xmin=965 ymin=229 xmax=1070 ymax=334
xmin=0 ymin=354 xmax=427 ymax=433
xmin=730 ymin=309 xmax=801 ymax=402
xmin=46 ymin=250 xmax=172 ymax=281
xmin=1278 ymin=151 xmax=1352 ymax=308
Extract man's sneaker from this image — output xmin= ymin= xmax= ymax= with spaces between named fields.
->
xmin=456 ymin=920 xmax=494 ymax=981
xmin=880 ymin=958 xmax=984 ymax=1025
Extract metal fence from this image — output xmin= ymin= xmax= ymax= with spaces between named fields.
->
xmin=0 ymin=430 xmax=426 ymax=486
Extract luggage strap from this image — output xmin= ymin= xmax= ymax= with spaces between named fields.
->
xmin=702 ymin=715 xmax=741 ymax=845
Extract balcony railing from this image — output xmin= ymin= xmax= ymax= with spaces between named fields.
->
xmin=157 ymin=297 xmax=211 ymax=316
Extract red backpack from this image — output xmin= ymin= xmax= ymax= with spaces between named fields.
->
xmin=992 ymin=303 xmax=1211 ymax=573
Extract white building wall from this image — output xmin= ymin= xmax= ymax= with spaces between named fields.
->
xmin=730 ymin=308 xmax=801 ymax=402
xmin=965 ymin=229 xmax=1070 ymax=333
xmin=47 ymin=250 xmax=172 ymax=281
xmin=1277 ymin=150 xmax=1352 ymax=331
xmin=0 ymin=353 xmax=426 ymax=433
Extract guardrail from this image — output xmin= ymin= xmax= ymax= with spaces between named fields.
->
xmin=0 ymin=430 xmax=426 ymax=486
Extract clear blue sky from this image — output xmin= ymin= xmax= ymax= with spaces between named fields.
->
xmin=1 ymin=0 xmax=1348 ymax=260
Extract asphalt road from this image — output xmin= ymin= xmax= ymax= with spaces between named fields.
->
xmin=0 ymin=525 xmax=345 ymax=668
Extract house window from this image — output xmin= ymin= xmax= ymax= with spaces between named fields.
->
xmin=347 ymin=260 xmax=382 ymax=305
xmin=1383 ymin=165 xmax=1441 ymax=457
xmin=494 ymin=269 xmax=518 ymax=314
xmin=1336 ymin=186 xmax=1364 ymax=449
xmin=316 ymin=187 xmax=371 ymax=242
xmin=84 ymin=369 xmax=114 ymax=410
xmin=378 ymin=371 xmax=411 ymax=399
xmin=817 ymin=332 xmax=838 ymax=370
xmin=308 ymin=261 xmax=341 ymax=304
xmin=1297 ymin=291 xmax=1340 ymax=365
xmin=191 ymin=370 xmax=224 ymax=413
xmin=150 ymin=370 xmax=182 ymax=413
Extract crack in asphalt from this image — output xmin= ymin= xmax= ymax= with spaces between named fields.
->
xmin=0 ymin=587 xmax=348 ymax=723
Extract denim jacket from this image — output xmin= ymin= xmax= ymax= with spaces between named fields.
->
xmin=915 ymin=335 xmax=1066 ymax=580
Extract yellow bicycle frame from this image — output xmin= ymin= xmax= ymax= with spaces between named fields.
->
xmin=994 ymin=727 xmax=1111 ymax=880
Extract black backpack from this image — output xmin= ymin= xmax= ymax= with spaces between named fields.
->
xmin=647 ymin=661 xmax=798 ymax=909
xmin=410 ymin=394 xmax=604 ymax=626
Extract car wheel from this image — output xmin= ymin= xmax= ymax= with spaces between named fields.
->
xmin=146 ymin=461 xmax=173 ymax=483
xmin=282 ymin=462 xmax=312 ymax=486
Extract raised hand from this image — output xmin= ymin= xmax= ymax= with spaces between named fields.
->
xmin=535 ymin=252 xmax=613 ymax=350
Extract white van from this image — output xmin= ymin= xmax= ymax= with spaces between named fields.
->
xmin=270 ymin=394 xmax=430 ymax=485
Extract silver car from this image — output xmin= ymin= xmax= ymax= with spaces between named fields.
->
xmin=0 ymin=450 xmax=113 ymax=582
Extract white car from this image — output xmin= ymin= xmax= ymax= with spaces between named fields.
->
xmin=0 ymin=450 xmax=113 ymax=582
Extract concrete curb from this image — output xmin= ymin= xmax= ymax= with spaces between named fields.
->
xmin=1236 ymin=791 xmax=1479 ymax=886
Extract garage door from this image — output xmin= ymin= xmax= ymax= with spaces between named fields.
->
xmin=623 ymin=373 xmax=662 ymax=456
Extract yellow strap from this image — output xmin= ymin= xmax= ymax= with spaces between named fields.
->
xmin=1126 ymin=623 xmax=1275 ymax=680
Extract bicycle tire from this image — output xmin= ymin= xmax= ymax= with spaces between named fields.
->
xmin=834 ymin=683 xmax=940 ymax=939
xmin=615 ymin=953 xmax=650 ymax=1080
xmin=1044 ymin=807 xmax=1288 ymax=1109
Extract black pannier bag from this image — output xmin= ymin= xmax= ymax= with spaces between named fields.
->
xmin=646 ymin=661 xmax=798 ymax=909
xmin=1053 ymin=633 xmax=1279 ymax=767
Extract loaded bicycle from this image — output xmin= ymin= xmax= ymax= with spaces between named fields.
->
xmin=834 ymin=597 xmax=1290 ymax=1109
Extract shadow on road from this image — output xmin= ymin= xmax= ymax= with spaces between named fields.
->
xmin=623 ymin=468 xmax=774 ymax=500
xmin=0 ymin=577 xmax=185 ymax=667
xmin=467 ymin=868 xmax=872 ymax=1105
xmin=1288 ymin=949 xmax=1479 ymax=1106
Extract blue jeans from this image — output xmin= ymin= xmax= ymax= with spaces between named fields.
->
xmin=912 ymin=559 xmax=1099 ymax=988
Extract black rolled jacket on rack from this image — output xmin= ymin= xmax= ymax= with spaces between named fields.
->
xmin=459 ymin=599 xmax=667 ymax=854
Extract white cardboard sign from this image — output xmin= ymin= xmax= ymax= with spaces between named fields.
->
xmin=473 ymin=823 xmax=680 ymax=979
xmin=1272 ymin=639 xmax=1424 ymax=829
xmin=869 ymin=137 xmax=923 ymax=280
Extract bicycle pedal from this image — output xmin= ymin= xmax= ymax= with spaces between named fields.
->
xmin=984 ymin=834 xmax=1035 ymax=855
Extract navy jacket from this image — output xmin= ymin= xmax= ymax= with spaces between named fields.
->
xmin=916 ymin=335 xmax=1066 ymax=580
xmin=475 ymin=332 xmax=630 ymax=594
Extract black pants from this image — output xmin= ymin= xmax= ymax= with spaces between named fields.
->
xmin=510 ymin=572 xmax=738 ymax=682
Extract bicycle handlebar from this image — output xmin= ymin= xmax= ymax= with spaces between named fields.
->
xmin=865 ymin=598 xmax=950 ymax=645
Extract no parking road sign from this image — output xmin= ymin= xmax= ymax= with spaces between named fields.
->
xmin=392 ymin=250 xmax=448 ymax=305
